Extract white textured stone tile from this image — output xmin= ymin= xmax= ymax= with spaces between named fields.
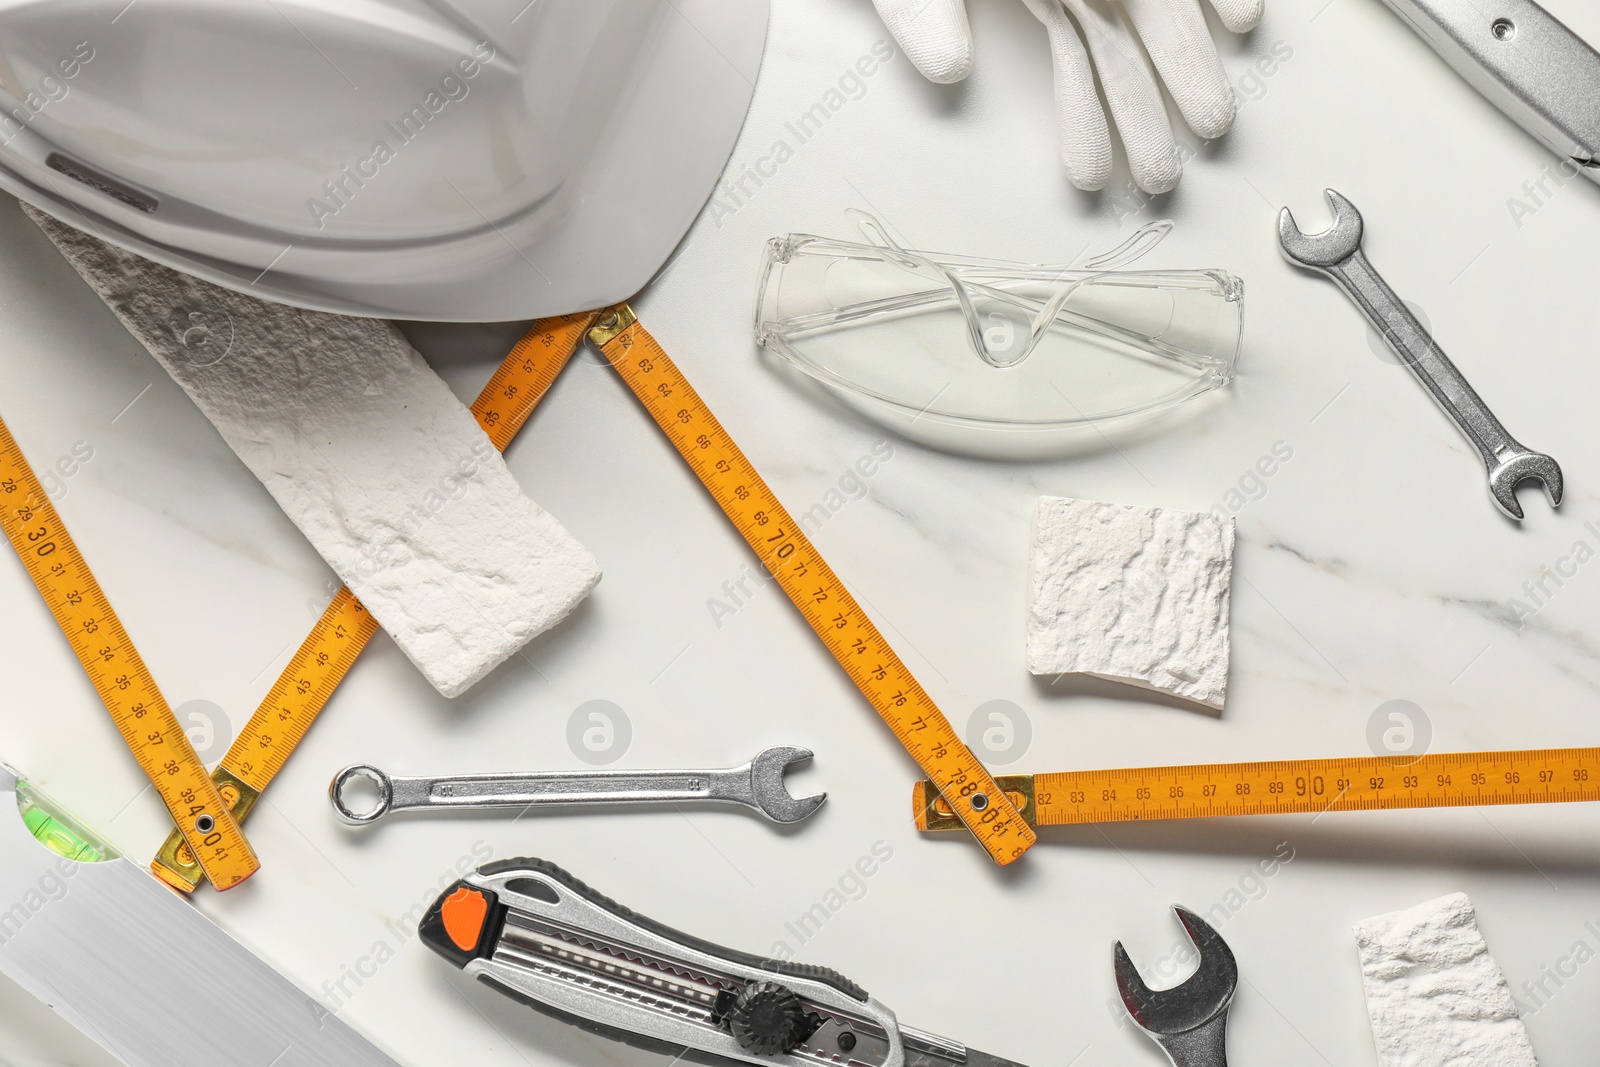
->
xmin=1025 ymin=496 xmax=1232 ymax=709
xmin=33 ymin=209 xmax=600 ymax=698
xmin=1353 ymin=893 xmax=1539 ymax=1067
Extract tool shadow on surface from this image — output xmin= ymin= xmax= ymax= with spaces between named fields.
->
xmin=1027 ymin=814 xmax=1600 ymax=874
xmin=393 ymin=594 xmax=606 ymax=727
xmin=754 ymin=349 xmax=1241 ymax=463
xmin=1027 ymin=674 xmax=1227 ymax=718
xmin=325 ymin=797 xmax=828 ymax=837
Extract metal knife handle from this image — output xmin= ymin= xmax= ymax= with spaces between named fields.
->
xmin=1377 ymin=0 xmax=1600 ymax=176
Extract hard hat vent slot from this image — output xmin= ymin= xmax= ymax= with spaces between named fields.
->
xmin=46 ymin=154 xmax=157 ymax=214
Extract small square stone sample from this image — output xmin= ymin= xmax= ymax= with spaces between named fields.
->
xmin=1353 ymin=893 xmax=1538 ymax=1067
xmin=1026 ymin=496 xmax=1233 ymax=710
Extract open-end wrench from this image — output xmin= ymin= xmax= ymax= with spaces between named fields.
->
xmin=329 ymin=746 xmax=825 ymax=825
xmin=1114 ymin=906 xmax=1238 ymax=1067
xmin=1278 ymin=189 xmax=1562 ymax=520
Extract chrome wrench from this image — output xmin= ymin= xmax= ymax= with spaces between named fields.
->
xmin=1278 ymin=189 xmax=1562 ymax=520
xmin=329 ymin=746 xmax=825 ymax=825
xmin=1114 ymin=906 xmax=1238 ymax=1067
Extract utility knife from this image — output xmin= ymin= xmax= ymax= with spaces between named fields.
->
xmin=1378 ymin=0 xmax=1600 ymax=181
xmin=421 ymin=857 xmax=1024 ymax=1067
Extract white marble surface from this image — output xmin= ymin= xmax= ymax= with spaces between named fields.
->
xmin=4 ymin=0 xmax=1600 ymax=1065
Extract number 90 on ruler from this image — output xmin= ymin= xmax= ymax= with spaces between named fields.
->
xmin=916 ymin=748 xmax=1600 ymax=831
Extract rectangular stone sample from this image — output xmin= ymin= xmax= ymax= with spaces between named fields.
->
xmin=32 ymin=208 xmax=600 ymax=698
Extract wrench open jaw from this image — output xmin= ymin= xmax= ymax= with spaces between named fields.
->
xmin=743 ymin=746 xmax=827 ymax=823
xmin=1279 ymin=188 xmax=1562 ymax=521
xmin=1278 ymin=188 xmax=1366 ymax=267
xmin=1114 ymin=906 xmax=1237 ymax=1067
xmin=1485 ymin=451 xmax=1564 ymax=523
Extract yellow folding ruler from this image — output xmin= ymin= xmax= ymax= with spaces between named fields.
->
xmin=150 ymin=311 xmax=597 ymax=891
xmin=591 ymin=305 xmax=1034 ymax=864
xmin=152 ymin=302 xmax=1030 ymax=879
xmin=915 ymin=747 xmax=1600 ymax=830
xmin=0 ymin=418 xmax=258 ymax=888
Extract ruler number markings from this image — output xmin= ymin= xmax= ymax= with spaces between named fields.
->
xmin=0 ymin=428 xmax=256 ymax=886
xmin=607 ymin=318 xmax=1033 ymax=860
xmin=1015 ymin=750 xmax=1600 ymax=825
xmin=150 ymin=316 xmax=585 ymax=890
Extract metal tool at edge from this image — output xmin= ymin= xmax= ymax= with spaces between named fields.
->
xmin=1378 ymin=0 xmax=1600 ymax=181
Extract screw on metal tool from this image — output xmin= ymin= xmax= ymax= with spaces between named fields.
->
xmin=1114 ymin=906 xmax=1238 ymax=1067
xmin=1278 ymin=188 xmax=1562 ymax=520
xmin=329 ymin=746 xmax=826 ymax=826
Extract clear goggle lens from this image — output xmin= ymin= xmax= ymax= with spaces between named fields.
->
xmin=755 ymin=212 xmax=1244 ymax=430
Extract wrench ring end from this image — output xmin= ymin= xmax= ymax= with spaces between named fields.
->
xmin=331 ymin=765 xmax=393 ymax=825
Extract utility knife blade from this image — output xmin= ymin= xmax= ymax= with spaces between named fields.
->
xmin=420 ymin=857 xmax=1026 ymax=1067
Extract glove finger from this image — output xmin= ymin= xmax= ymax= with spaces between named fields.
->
xmin=1122 ymin=0 xmax=1236 ymax=139
xmin=870 ymin=0 xmax=974 ymax=83
xmin=1060 ymin=0 xmax=1180 ymax=193
xmin=1205 ymin=0 xmax=1264 ymax=34
xmin=1018 ymin=0 xmax=1111 ymax=190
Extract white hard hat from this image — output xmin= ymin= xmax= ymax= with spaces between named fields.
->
xmin=0 ymin=0 xmax=767 ymax=321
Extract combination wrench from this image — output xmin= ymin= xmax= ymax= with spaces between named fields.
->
xmin=1278 ymin=189 xmax=1562 ymax=520
xmin=329 ymin=746 xmax=826 ymax=825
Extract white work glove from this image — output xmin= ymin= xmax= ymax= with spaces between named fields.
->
xmin=872 ymin=0 xmax=1263 ymax=193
